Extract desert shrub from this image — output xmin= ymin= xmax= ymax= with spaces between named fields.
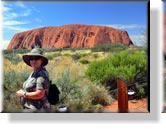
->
xmin=3 ymin=70 xmax=31 ymax=112
xmin=80 ymin=53 xmax=89 ymax=57
xmin=3 ymin=49 xmax=30 ymax=55
xmin=79 ymin=59 xmax=89 ymax=64
xmin=43 ymin=48 xmax=57 ymax=52
xmin=55 ymin=69 xmax=113 ymax=112
xmin=93 ymin=53 xmax=99 ymax=58
xmin=4 ymin=54 xmax=22 ymax=65
xmin=71 ymin=53 xmax=81 ymax=60
xmin=46 ymin=53 xmax=62 ymax=60
xmin=89 ymin=84 xmax=113 ymax=106
xmin=109 ymin=89 xmax=117 ymax=99
xmin=3 ymin=89 xmax=22 ymax=112
xmin=134 ymin=45 xmax=147 ymax=53
xmin=63 ymin=53 xmax=72 ymax=57
xmin=70 ymin=47 xmax=89 ymax=52
xmin=45 ymin=47 xmax=89 ymax=53
xmin=14 ymin=48 xmax=30 ymax=54
xmin=41 ymin=48 xmax=64 ymax=52
xmin=55 ymin=69 xmax=90 ymax=112
xmin=135 ymin=87 xmax=146 ymax=99
xmin=4 ymin=70 xmax=31 ymax=91
xmin=55 ymin=48 xmax=64 ymax=51
xmin=55 ymin=69 xmax=80 ymax=104
xmin=91 ymin=43 xmax=128 ymax=52
xmin=86 ymin=50 xmax=147 ymax=85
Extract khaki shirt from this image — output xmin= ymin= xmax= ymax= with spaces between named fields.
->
xmin=22 ymin=67 xmax=50 ymax=110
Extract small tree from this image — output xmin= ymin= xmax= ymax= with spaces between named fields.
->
xmin=86 ymin=50 xmax=147 ymax=85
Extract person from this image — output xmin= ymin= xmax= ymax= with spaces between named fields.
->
xmin=16 ymin=47 xmax=50 ymax=112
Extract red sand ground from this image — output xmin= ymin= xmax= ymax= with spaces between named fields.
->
xmin=103 ymin=98 xmax=148 ymax=113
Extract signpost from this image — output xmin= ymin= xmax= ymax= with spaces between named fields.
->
xmin=117 ymin=77 xmax=128 ymax=113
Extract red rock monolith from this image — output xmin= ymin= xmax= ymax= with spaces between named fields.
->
xmin=7 ymin=24 xmax=133 ymax=49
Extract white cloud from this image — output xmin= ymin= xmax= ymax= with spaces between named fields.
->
xmin=5 ymin=26 xmax=31 ymax=32
xmin=15 ymin=2 xmax=26 ymax=8
xmin=3 ymin=8 xmax=31 ymax=20
xmin=2 ymin=3 xmax=40 ymax=49
xmin=32 ymin=6 xmax=40 ymax=13
xmin=35 ymin=18 xmax=42 ymax=23
xmin=4 ymin=20 xmax=29 ymax=26
xmin=21 ymin=9 xmax=32 ymax=17
xmin=3 ymin=40 xmax=10 ymax=49
xmin=129 ymin=34 xmax=147 ymax=46
xmin=4 ymin=12 xmax=18 ymax=20
xmin=3 ymin=6 xmax=11 ymax=12
xmin=109 ymin=24 xmax=144 ymax=29
xmin=98 ymin=24 xmax=145 ymax=30
xmin=3 ymin=3 xmax=41 ymax=37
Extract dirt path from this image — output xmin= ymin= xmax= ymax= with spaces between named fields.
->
xmin=103 ymin=98 xmax=148 ymax=113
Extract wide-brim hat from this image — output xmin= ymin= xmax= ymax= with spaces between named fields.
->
xmin=23 ymin=48 xmax=48 ymax=67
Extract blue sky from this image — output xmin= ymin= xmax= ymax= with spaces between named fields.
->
xmin=164 ymin=3 xmax=166 ymax=10
xmin=3 ymin=2 xmax=147 ymax=49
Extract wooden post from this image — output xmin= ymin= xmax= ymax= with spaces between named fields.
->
xmin=117 ymin=77 xmax=128 ymax=113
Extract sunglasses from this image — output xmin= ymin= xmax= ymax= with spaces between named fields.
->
xmin=29 ymin=56 xmax=41 ymax=61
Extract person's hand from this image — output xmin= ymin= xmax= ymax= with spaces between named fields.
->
xmin=16 ymin=89 xmax=25 ymax=98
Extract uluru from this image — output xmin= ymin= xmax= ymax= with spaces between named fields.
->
xmin=7 ymin=24 xmax=133 ymax=50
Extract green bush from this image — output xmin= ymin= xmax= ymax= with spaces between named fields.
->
xmin=135 ymin=87 xmax=146 ymax=99
xmin=3 ymin=49 xmax=31 ymax=64
xmin=55 ymin=69 xmax=113 ymax=112
xmin=63 ymin=53 xmax=72 ymax=57
xmin=79 ymin=59 xmax=89 ymax=64
xmin=90 ymin=85 xmax=113 ymax=106
xmin=4 ymin=54 xmax=22 ymax=65
xmin=55 ymin=69 xmax=80 ymax=104
xmin=134 ymin=46 xmax=147 ymax=53
xmin=41 ymin=48 xmax=64 ymax=52
xmin=80 ymin=53 xmax=89 ymax=57
xmin=71 ymin=53 xmax=81 ymax=60
xmin=46 ymin=53 xmax=61 ymax=60
xmin=86 ymin=50 xmax=147 ymax=85
xmin=55 ymin=69 xmax=90 ymax=112
xmin=3 ymin=49 xmax=30 ymax=55
xmin=93 ymin=53 xmax=99 ymax=58
xmin=4 ymin=70 xmax=31 ymax=91
xmin=43 ymin=48 xmax=57 ymax=52
xmin=44 ymin=47 xmax=89 ymax=53
xmin=3 ymin=89 xmax=22 ymax=112
xmin=70 ymin=47 xmax=89 ymax=52
xmin=91 ymin=43 xmax=128 ymax=52
xmin=3 ymin=70 xmax=31 ymax=112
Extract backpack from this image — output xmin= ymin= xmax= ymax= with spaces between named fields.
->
xmin=47 ymin=81 xmax=60 ymax=105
